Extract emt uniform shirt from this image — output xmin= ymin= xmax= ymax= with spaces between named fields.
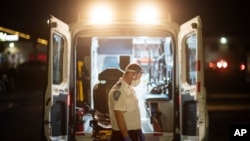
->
xmin=108 ymin=78 xmax=141 ymax=131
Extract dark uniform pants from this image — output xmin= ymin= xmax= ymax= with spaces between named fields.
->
xmin=111 ymin=129 xmax=144 ymax=141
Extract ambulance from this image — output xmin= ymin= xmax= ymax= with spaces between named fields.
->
xmin=42 ymin=0 xmax=209 ymax=141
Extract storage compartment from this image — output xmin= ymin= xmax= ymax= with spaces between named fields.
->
xmin=145 ymin=94 xmax=173 ymax=132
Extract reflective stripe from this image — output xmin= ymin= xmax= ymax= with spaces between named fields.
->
xmin=196 ymin=81 xmax=200 ymax=93
xmin=196 ymin=60 xmax=201 ymax=71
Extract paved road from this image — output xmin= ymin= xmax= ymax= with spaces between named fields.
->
xmin=207 ymin=92 xmax=250 ymax=141
xmin=0 ymin=91 xmax=43 ymax=141
xmin=0 ymin=71 xmax=46 ymax=141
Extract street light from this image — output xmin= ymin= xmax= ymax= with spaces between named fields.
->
xmin=219 ymin=36 xmax=228 ymax=51
xmin=220 ymin=37 xmax=227 ymax=44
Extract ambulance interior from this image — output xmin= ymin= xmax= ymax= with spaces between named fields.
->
xmin=76 ymin=36 xmax=174 ymax=133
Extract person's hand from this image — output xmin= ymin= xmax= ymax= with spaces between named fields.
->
xmin=139 ymin=129 xmax=145 ymax=141
xmin=124 ymin=136 xmax=132 ymax=141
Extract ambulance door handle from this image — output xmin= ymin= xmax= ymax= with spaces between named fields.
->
xmin=44 ymin=120 xmax=51 ymax=124
xmin=185 ymin=90 xmax=190 ymax=94
xmin=182 ymin=89 xmax=189 ymax=94
xmin=46 ymin=98 xmax=51 ymax=105
xmin=59 ymin=89 xmax=65 ymax=93
xmin=181 ymin=88 xmax=189 ymax=94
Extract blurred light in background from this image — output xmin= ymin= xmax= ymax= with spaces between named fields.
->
xmin=216 ymin=59 xmax=228 ymax=69
xmin=240 ymin=63 xmax=246 ymax=71
xmin=220 ymin=37 xmax=227 ymax=44
xmin=9 ymin=42 xmax=14 ymax=48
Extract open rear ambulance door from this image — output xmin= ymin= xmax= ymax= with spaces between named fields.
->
xmin=43 ymin=16 xmax=71 ymax=141
xmin=178 ymin=16 xmax=207 ymax=141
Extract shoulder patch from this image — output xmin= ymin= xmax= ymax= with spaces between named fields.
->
xmin=113 ymin=90 xmax=121 ymax=101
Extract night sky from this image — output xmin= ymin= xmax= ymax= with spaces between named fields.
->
xmin=0 ymin=0 xmax=249 ymax=39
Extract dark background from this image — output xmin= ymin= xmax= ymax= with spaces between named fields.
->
xmin=1 ymin=0 xmax=250 ymax=39
xmin=1 ymin=0 xmax=250 ymax=141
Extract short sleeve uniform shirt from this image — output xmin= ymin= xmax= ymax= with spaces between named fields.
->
xmin=108 ymin=78 xmax=141 ymax=130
